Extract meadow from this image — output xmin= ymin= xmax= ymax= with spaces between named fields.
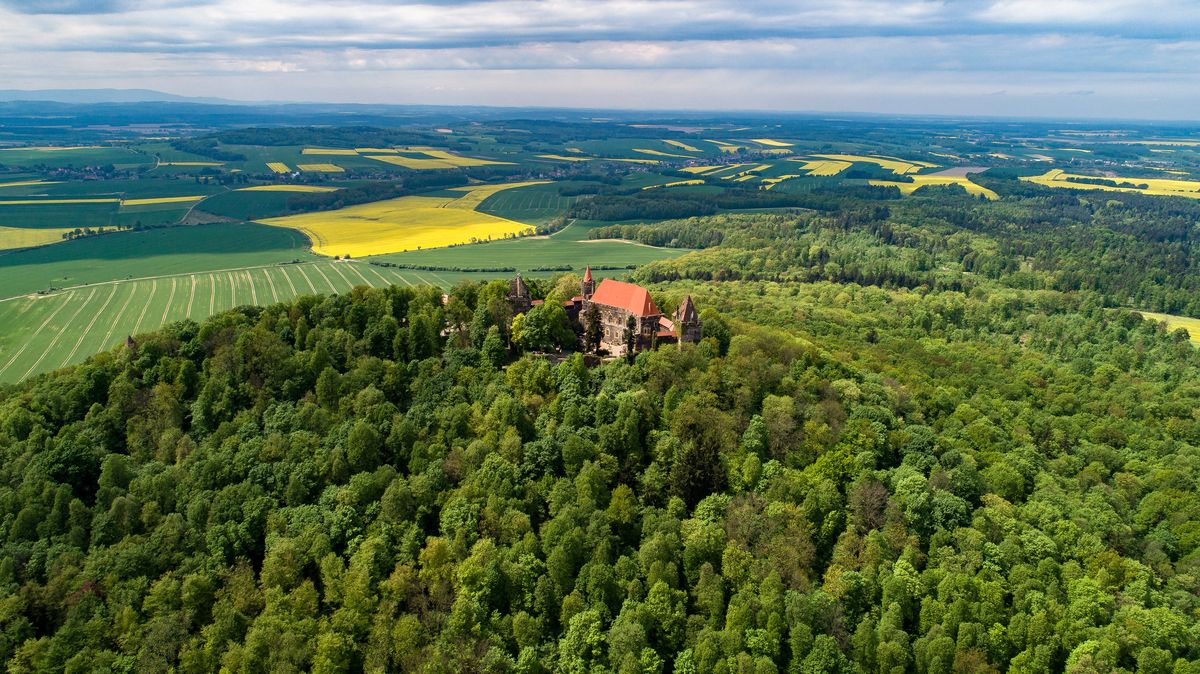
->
xmin=1136 ymin=310 xmax=1200 ymax=346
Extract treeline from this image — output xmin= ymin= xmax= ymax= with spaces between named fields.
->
xmin=568 ymin=186 xmax=900 ymax=221
xmin=169 ymin=138 xmax=247 ymax=162
xmin=212 ymin=126 xmax=434 ymax=149
xmin=284 ymin=174 xmax=469 ymax=213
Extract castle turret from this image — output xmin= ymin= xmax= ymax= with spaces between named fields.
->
xmin=507 ymin=274 xmax=532 ymax=314
xmin=675 ymin=295 xmax=701 ymax=343
xmin=581 ymin=265 xmax=595 ymax=299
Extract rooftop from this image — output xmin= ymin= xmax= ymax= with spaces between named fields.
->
xmin=590 ymin=279 xmax=661 ymax=317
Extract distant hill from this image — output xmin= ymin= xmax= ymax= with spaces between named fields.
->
xmin=0 ymin=88 xmax=255 ymax=105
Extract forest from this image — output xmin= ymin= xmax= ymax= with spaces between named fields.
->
xmin=2 ymin=185 xmax=1200 ymax=671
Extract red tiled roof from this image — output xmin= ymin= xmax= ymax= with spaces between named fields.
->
xmin=590 ymin=279 xmax=661 ymax=317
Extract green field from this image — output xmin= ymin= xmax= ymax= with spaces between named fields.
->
xmin=0 ymin=146 xmax=152 ymax=169
xmin=197 ymin=190 xmax=294 ymax=220
xmin=372 ymin=219 xmax=687 ymax=271
xmin=0 ymin=222 xmax=314 ymax=298
xmin=0 ymin=260 xmax=498 ymax=383
xmin=477 ymin=181 xmax=578 ymax=225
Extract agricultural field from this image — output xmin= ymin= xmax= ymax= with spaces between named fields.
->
xmin=811 ymin=154 xmax=936 ymax=175
xmin=795 ymin=159 xmax=852 ymax=176
xmin=0 ymin=222 xmax=313 ymax=299
xmin=1136 ymin=310 xmax=1200 ymax=346
xmin=0 ymin=146 xmax=151 ymax=169
xmin=0 ymin=259 xmax=491 ymax=383
xmin=870 ymin=175 xmax=999 ymax=199
xmin=1021 ymin=169 xmax=1200 ymax=199
xmin=258 ymin=181 xmax=544 ymax=257
xmin=372 ymin=218 xmax=686 ymax=274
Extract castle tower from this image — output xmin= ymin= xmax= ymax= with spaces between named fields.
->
xmin=507 ymin=274 xmax=532 ymax=315
xmin=581 ymin=265 xmax=595 ymax=299
xmin=675 ymin=295 xmax=702 ymax=343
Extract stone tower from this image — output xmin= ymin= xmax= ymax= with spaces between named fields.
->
xmin=675 ymin=295 xmax=702 ymax=343
xmin=581 ymin=265 xmax=595 ymax=299
xmin=508 ymin=274 xmax=532 ymax=314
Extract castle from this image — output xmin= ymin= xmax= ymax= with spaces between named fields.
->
xmin=508 ymin=266 xmax=701 ymax=356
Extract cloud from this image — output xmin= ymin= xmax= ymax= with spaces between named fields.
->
xmin=0 ymin=0 xmax=1197 ymax=118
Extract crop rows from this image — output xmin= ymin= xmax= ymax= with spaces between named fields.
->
xmin=0 ymin=261 xmax=470 ymax=383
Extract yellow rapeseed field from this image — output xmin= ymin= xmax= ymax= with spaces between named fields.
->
xmin=355 ymin=148 xmax=398 ymax=154
xmin=442 ymin=181 xmax=548 ymax=209
xmin=721 ymin=164 xmax=771 ymax=180
xmin=0 ymin=226 xmax=77 ymax=251
xmin=160 ymin=162 xmax=223 ymax=166
xmin=663 ymin=140 xmax=703 ymax=152
xmin=752 ymin=138 xmax=793 ymax=147
xmin=811 ymin=154 xmax=930 ymax=175
xmin=238 ymin=185 xmax=340 ymax=193
xmin=869 ymin=176 xmax=998 ymax=200
xmin=680 ymin=165 xmax=723 ymax=174
xmin=795 ymin=160 xmax=852 ymax=177
xmin=0 ymin=146 xmax=103 ymax=152
xmin=259 ymin=182 xmax=539 ymax=257
xmin=537 ymin=154 xmax=592 ymax=162
xmin=267 ymin=163 xmax=292 ymax=174
xmin=761 ymin=175 xmax=802 ymax=189
xmin=302 ymin=148 xmax=359 ymax=155
xmin=1021 ymin=169 xmax=1200 ymax=199
xmin=704 ymin=140 xmax=743 ymax=153
xmin=634 ymin=148 xmax=695 ymax=159
xmin=0 ymin=180 xmax=60 ymax=189
xmin=0 ymin=198 xmax=119 ymax=205
xmin=298 ymin=164 xmax=345 ymax=173
xmin=366 ymin=150 xmax=512 ymax=170
xmin=643 ymin=179 xmax=706 ymax=190
xmin=121 ymin=196 xmax=205 ymax=206
xmin=1135 ymin=311 xmax=1200 ymax=347
xmin=606 ymin=158 xmax=660 ymax=164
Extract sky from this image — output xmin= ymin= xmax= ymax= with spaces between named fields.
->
xmin=0 ymin=0 xmax=1199 ymax=120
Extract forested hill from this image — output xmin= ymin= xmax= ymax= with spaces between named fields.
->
xmin=1 ymin=251 xmax=1199 ymax=672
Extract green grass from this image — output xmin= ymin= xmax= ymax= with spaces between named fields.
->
xmin=0 ymin=222 xmax=314 ymax=299
xmin=0 ymin=202 xmax=121 ymax=229
xmin=0 ymin=259 xmax=496 ymax=383
xmin=197 ymin=190 xmax=295 ymax=220
xmin=477 ymin=182 xmax=577 ymax=225
xmin=369 ymin=220 xmax=686 ymax=272
xmin=0 ymin=147 xmax=151 ymax=169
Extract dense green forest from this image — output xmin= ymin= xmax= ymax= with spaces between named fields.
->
xmin=3 ymin=195 xmax=1200 ymax=671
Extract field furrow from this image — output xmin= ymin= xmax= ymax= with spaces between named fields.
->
xmin=295 ymin=265 xmax=318 ymax=294
xmin=61 ymin=284 xmax=119 ymax=367
xmin=328 ymin=262 xmax=356 ymax=289
xmin=100 ymin=283 xmax=138 ymax=353
xmin=246 ymin=270 xmax=259 ymax=305
xmin=133 ymin=280 xmax=159 ymax=335
xmin=186 ymin=275 xmax=197 ymax=318
xmin=278 ymin=266 xmax=299 ymax=296
xmin=0 ymin=293 xmax=75 ymax=380
xmin=23 ymin=287 xmax=97 ymax=381
xmin=160 ymin=276 xmax=178 ymax=326
xmin=311 ymin=264 xmax=338 ymax=293
xmin=264 ymin=267 xmax=280 ymax=303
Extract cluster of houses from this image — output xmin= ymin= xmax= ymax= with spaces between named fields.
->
xmin=507 ymin=266 xmax=701 ymax=356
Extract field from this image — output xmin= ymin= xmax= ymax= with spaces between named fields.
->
xmin=297 ymin=163 xmax=345 ymax=172
xmin=258 ymin=182 xmax=542 ymax=257
xmin=0 ymin=259 xmax=493 ymax=383
xmin=811 ymin=154 xmax=935 ymax=175
xmin=267 ymin=162 xmax=292 ymax=174
xmin=0 ymin=146 xmax=151 ymax=169
xmin=1136 ymin=311 xmax=1200 ymax=346
xmin=0 ymin=226 xmax=76 ymax=251
xmin=1022 ymin=169 xmax=1200 ymax=199
xmin=795 ymin=159 xmax=852 ymax=176
xmin=0 ymin=222 xmax=314 ymax=299
xmin=476 ymin=182 xmax=578 ymax=225
xmin=870 ymin=175 xmax=999 ymax=199
xmin=751 ymin=138 xmax=794 ymax=147
xmin=663 ymin=140 xmax=703 ymax=152
xmin=372 ymin=219 xmax=686 ymax=274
